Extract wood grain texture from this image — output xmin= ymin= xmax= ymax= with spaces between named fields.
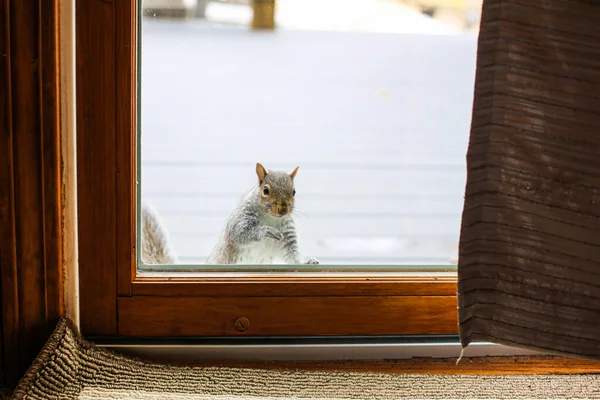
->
xmin=133 ymin=277 xmax=457 ymax=297
xmin=0 ymin=0 xmax=15 ymax=387
xmin=58 ymin=0 xmax=79 ymax=324
xmin=76 ymin=0 xmax=118 ymax=335
xmin=40 ymin=0 xmax=64 ymax=331
xmin=188 ymin=356 xmax=600 ymax=375
xmin=0 ymin=0 xmax=64 ymax=388
xmin=115 ymin=0 xmax=138 ymax=297
xmin=118 ymin=296 xmax=458 ymax=336
xmin=458 ymin=0 xmax=600 ymax=359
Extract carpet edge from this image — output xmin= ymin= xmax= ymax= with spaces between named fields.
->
xmin=11 ymin=315 xmax=79 ymax=400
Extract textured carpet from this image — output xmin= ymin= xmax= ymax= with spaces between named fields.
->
xmin=10 ymin=316 xmax=600 ymax=399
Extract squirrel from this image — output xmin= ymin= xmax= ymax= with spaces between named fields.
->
xmin=140 ymin=202 xmax=178 ymax=265
xmin=207 ymin=162 xmax=319 ymax=265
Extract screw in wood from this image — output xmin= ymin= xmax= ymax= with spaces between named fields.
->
xmin=234 ymin=317 xmax=250 ymax=332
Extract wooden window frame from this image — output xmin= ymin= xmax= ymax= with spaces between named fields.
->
xmin=76 ymin=0 xmax=458 ymax=338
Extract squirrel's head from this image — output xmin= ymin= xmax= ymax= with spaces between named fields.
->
xmin=255 ymin=162 xmax=298 ymax=217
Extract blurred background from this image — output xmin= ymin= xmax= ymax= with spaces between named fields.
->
xmin=139 ymin=0 xmax=482 ymax=268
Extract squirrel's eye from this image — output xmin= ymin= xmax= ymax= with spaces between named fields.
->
xmin=263 ymin=186 xmax=270 ymax=195
xmin=293 ymin=189 xmax=296 ymax=196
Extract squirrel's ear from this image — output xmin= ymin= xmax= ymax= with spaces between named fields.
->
xmin=256 ymin=162 xmax=269 ymax=182
xmin=289 ymin=166 xmax=299 ymax=180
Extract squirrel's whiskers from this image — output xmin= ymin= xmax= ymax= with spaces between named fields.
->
xmin=290 ymin=207 xmax=308 ymax=218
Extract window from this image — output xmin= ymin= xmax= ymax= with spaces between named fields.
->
xmin=77 ymin=0 xmax=477 ymax=338
xmin=139 ymin=1 xmax=479 ymax=271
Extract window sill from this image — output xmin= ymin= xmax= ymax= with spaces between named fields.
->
xmin=99 ymin=340 xmax=543 ymax=364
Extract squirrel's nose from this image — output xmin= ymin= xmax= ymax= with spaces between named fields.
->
xmin=278 ymin=207 xmax=288 ymax=216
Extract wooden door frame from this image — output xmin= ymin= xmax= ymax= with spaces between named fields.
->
xmin=76 ymin=0 xmax=459 ymax=338
xmin=76 ymin=0 xmax=138 ymax=335
xmin=0 ymin=0 xmax=69 ymax=387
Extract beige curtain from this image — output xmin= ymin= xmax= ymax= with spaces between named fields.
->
xmin=458 ymin=0 xmax=600 ymax=359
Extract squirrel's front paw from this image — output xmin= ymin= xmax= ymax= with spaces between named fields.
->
xmin=304 ymin=257 xmax=320 ymax=265
xmin=263 ymin=227 xmax=283 ymax=241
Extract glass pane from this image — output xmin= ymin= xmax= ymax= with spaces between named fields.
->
xmin=138 ymin=0 xmax=480 ymax=272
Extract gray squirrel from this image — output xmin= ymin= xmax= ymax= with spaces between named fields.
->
xmin=207 ymin=163 xmax=319 ymax=265
xmin=140 ymin=202 xmax=178 ymax=265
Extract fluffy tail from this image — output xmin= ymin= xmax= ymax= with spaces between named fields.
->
xmin=141 ymin=202 xmax=177 ymax=265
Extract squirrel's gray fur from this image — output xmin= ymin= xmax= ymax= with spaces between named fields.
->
xmin=141 ymin=202 xmax=177 ymax=265
xmin=207 ymin=163 xmax=319 ymax=265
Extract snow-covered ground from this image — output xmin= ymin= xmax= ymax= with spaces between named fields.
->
xmin=202 ymin=0 xmax=459 ymax=35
